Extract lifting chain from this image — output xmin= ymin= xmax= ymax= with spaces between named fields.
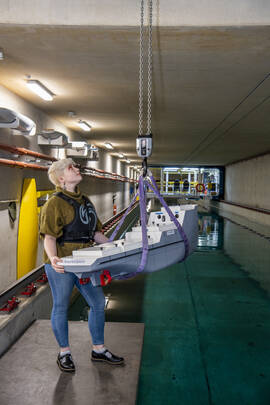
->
xmin=138 ymin=0 xmax=144 ymax=136
xmin=137 ymin=0 xmax=153 ymax=176
xmin=147 ymin=0 xmax=153 ymax=135
xmin=138 ymin=0 xmax=153 ymax=136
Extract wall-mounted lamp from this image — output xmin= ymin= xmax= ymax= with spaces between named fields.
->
xmin=104 ymin=142 xmax=114 ymax=150
xmin=26 ymin=79 xmax=54 ymax=101
xmin=0 ymin=49 xmax=4 ymax=60
xmin=0 ymin=107 xmax=36 ymax=135
xmin=77 ymin=120 xmax=91 ymax=132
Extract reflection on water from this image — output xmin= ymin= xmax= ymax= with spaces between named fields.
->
xmin=199 ymin=208 xmax=270 ymax=296
xmin=197 ymin=213 xmax=223 ymax=250
xmin=223 ymin=219 xmax=270 ymax=295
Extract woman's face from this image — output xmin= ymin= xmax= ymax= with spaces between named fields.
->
xmin=60 ymin=163 xmax=82 ymax=186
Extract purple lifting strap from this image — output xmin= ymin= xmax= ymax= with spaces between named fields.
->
xmin=109 ymin=173 xmax=189 ymax=280
xmin=147 ymin=174 xmax=189 ymax=261
xmin=109 ymin=191 xmax=139 ymax=243
xmin=110 ymin=176 xmax=149 ymax=280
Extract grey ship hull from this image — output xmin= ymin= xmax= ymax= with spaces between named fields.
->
xmin=62 ymin=205 xmax=198 ymax=286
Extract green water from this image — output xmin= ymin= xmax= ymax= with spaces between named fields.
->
xmin=69 ymin=210 xmax=270 ymax=405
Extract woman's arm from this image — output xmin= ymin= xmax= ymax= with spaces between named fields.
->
xmin=94 ymin=231 xmax=109 ymax=244
xmin=44 ymin=234 xmax=65 ymax=273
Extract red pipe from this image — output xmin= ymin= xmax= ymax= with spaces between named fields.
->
xmin=0 ymin=158 xmax=137 ymax=183
xmin=83 ymin=171 xmax=125 ymax=182
xmin=0 ymin=158 xmax=49 ymax=171
xmin=0 ymin=143 xmax=57 ymax=162
xmin=82 ymin=166 xmax=135 ymax=183
xmin=0 ymin=143 xmax=135 ymax=182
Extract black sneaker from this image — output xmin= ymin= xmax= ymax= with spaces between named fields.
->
xmin=57 ymin=353 xmax=75 ymax=372
xmin=91 ymin=349 xmax=124 ymax=365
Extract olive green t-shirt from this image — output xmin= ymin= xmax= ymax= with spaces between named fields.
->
xmin=39 ymin=186 xmax=102 ymax=263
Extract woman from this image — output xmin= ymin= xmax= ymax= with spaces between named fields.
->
xmin=40 ymin=158 xmax=124 ymax=372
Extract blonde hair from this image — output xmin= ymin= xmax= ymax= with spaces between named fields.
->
xmin=48 ymin=158 xmax=75 ymax=186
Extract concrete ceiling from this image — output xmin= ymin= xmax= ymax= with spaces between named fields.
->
xmin=0 ymin=2 xmax=269 ymax=166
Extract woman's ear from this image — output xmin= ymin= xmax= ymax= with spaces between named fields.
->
xmin=58 ymin=175 xmax=65 ymax=185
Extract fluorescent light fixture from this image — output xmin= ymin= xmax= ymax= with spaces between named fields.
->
xmin=26 ymin=79 xmax=54 ymax=101
xmin=164 ymin=167 xmax=179 ymax=172
xmin=182 ymin=167 xmax=199 ymax=171
xmin=77 ymin=120 xmax=91 ymax=132
xmin=104 ymin=142 xmax=114 ymax=150
xmin=118 ymin=153 xmax=124 ymax=158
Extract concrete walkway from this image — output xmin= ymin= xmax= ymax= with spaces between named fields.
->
xmin=0 ymin=320 xmax=144 ymax=405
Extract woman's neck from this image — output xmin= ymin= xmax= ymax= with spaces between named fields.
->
xmin=62 ymin=183 xmax=76 ymax=193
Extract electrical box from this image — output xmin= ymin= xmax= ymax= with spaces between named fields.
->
xmin=66 ymin=144 xmax=99 ymax=160
xmin=88 ymin=145 xmax=99 ymax=161
xmin=66 ymin=146 xmax=88 ymax=157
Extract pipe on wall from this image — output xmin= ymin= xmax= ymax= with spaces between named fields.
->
xmin=0 ymin=142 xmax=135 ymax=183
xmin=0 ymin=143 xmax=57 ymax=162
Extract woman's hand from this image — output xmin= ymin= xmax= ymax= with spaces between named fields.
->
xmin=44 ymin=235 xmax=65 ymax=273
xmin=94 ymin=231 xmax=109 ymax=244
xmin=51 ymin=256 xmax=65 ymax=273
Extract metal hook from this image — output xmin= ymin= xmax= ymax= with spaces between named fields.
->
xmin=142 ymin=157 xmax=148 ymax=177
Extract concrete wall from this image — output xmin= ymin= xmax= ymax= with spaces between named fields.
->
xmin=0 ymin=0 xmax=269 ymax=26
xmin=204 ymin=153 xmax=270 ymax=227
xmin=0 ymin=85 xmax=131 ymax=292
xmin=197 ymin=153 xmax=270 ymax=226
xmin=225 ymin=153 xmax=270 ymax=210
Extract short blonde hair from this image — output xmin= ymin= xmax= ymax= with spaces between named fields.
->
xmin=48 ymin=158 xmax=75 ymax=186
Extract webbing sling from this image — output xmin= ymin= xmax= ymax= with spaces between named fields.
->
xmin=109 ymin=173 xmax=189 ymax=279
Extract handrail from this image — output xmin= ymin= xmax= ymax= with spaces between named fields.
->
xmin=220 ymin=200 xmax=270 ymax=215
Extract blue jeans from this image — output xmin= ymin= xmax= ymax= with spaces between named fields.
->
xmin=45 ymin=264 xmax=105 ymax=347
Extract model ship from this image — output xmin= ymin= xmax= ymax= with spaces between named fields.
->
xmin=61 ymin=205 xmax=198 ymax=286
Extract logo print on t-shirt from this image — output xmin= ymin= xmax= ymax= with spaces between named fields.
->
xmin=79 ymin=205 xmax=89 ymax=224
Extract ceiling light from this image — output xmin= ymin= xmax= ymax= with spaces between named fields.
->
xmin=164 ymin=167 xmax=179 ymax=172
xmin=118 ymin=153 xmax=124 ymax=158
xmin=77 ymin=120 xmax=91 ymax=131
xmin=26 ymin=79 xmax=54 ymax=101
xmin=104 ymin=142 xmax=114 ymax=150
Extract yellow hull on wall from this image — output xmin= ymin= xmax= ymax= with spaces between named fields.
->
xmin=17 ymin=178 xmax=38 ymax=279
